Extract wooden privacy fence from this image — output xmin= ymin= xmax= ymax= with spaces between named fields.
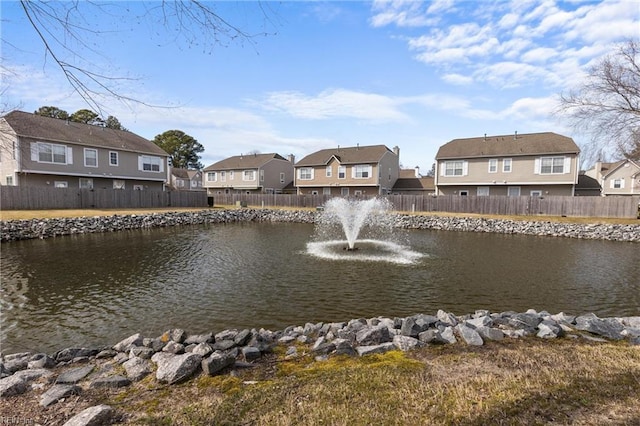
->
xmin=211 ymin=193 xmax=640 ymax=219
xmin=0 ymin=186 xmax=208 ymax=210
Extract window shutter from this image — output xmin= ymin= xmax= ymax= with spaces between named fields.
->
xmin=621 ymin=178 xmax=625 ymax=189
xmin=610 ymin=179 xmax=615 ymax=188
xmin=67 ymin=147 xmax=73 ymax=165
xmin=462 ymin=161 xmax=468 ymax=176
xmin=440 ymin=163 xmax=445 ymax=177
xmin=31 ymin=143 xmax=39 ymax=161
xmin=138 ymin=156 xmax=144 ymax=171
xmin=534 ymin=158 xmax=540 ymax=174
xmin=159 ymin=157 xmax=165 ymax=172
xmin=564 ymin=157 xmax=571 ymax=174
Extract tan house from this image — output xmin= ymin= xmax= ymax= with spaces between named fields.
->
xmin=0 ymin=110 xmax=169 ymax=190
xmin=203 ymin=153 xmax=294 ymax=195
xmin=170 ymin=168 xmax=205 ymax=191
xmin=435 ymin=132 xmax=580 ymax=196
xmin=585 ymin=159 xmax=640 ymax=196
xmin=294 ymin=144 xmax=400 ymax=196
xmin=392 ymin=168 xmax=435 ymax=195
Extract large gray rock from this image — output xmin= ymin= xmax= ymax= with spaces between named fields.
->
xmin=0 ymin=374 xmax=28 ymax=397
xmin=466 ymin=316 xmax=493 ymax=329
xmin=537 ymin=320 xmax=564 ymax=339
xmin=436 ymin=310 xmax=458 ymax=326
xmin=40 ymin=384 xmax=81 ymax=407
xmin=242 ymin=346 xmax=261 ymax=362
xmin=122 ymin=357 xmax=152 ymax=381
xmin=62 ymin=404 xmax=114 ymax=426
xmin=401 ymin=315 xmax=438 ymax=337
xmin=575 ymin=313 xmax=624 ymax=340
xmin=27 ymin=353 xmax=57 ymax=369
xmin=456 ymin=324 xmax=484 ymax=346
xmin=155 ymin=353 xmax=202 ymax=384
xmin=393 ymin=335 xmax=421 ymax=351
xmin=475 ymin=326 xmax=504 ymax=341
xmin=56 ymin=365 xmax=94 ymax=384
xmin=91 ymin=375 xmax=131 ymax=389
xmin=356 ymin=326 xmax=391 ymax=346
xmin=356 ymin=343 xmax=395 ymax=357
xmin=113 ymin=333 xmax=144 ymax=352
xmin=184 ymin=333 xmax=213 ymax=345
xmin=201 ymin=352 xmax=235 ymax=376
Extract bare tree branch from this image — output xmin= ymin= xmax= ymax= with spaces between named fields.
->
xmin=558 ymin=39 xmax=640 ymax=163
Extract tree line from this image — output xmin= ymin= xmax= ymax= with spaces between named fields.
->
xmin=35 ymin=106 xmax=204 ymax=170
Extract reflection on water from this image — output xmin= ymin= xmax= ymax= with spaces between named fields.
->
xmin=1 ymin=222 xmax=638 ymax=354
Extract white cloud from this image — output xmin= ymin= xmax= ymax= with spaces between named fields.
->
xmin=521 ymin=47 xmax=559 ymax=63
xmin=370 ymin=0 xmax=436 ymax=28
xmin=259 ymin=89 xmax=410 ymax=122
xmin=441 ymin=73 xmax=473 ymax=85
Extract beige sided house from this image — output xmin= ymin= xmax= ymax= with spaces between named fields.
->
xmin=392 ymin=168 xmax=435 ymax=195
xmin=435 ymin=132 xmax=580 ymax=196
xmin=294 ymin=144 xmax=400 ymax=196
xmin=203 ymin=153 xmax=294 ymax=195
xmin=170 ymin=168 xmax=205 ymax=191
xmin=0 ymin=110 xmax=169 ymax=190
xmin=585 ymin=160 xmax=640 ymax=196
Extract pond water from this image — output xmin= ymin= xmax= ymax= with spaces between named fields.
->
xmin=1 ymin=222 xmax=639 ymax=354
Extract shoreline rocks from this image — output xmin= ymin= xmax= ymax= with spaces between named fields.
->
xmin=1 ymin=208 xmax=639 ymax=242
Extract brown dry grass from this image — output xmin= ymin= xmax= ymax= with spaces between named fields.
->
xmin=4 ymin=338 xmax=638 ymax=425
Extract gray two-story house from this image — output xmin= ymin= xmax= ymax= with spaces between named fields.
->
xmin=435 ymin=132 xmax=580 ymax=196
xmin=0 ymin=110 xmax=170 ymax=190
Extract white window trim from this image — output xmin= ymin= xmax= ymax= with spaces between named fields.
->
xmin=220 ymin=171 xmax=226 ymax=182
xmin=54 ymin=181 xmax=68 ymax=188
xmin=84 ymin=148 xmax=98 ymax=167
xmin=488 ymin=159 xmax=498 ymax=173
xmin=243 ymin=170 xmax=256 ymax=181
xmin=109 ymin=151 xmax=119 ymax=166
xmin=138 ymin=155 xmax=164 ymax=172
xmin=442 ymin=160 xmax=468 ymax=177
xmin=206 ymin=172 xmax=217 ymax=182
xmin=477 ymin=186 xmax=490 ymax=196
xmin=352 ymin=164 xmax=372 ymax=179
xmin=507 ymin=186 xmax=521 ymax=196
xmin=32 ymin=142 xmax=72 ymax=165
xmin=280 ymin=172 xmax=285 ymax=184
xmin=298 ymin=167 xmax=314 ymax=180
xmin=338 ymin=166 xmax=346 ymax=179
xmin=502 ymin=158 xmax=512 ymax=173
xmin=79 ymin=178 xmax=94 ymax=189
xmin=535 ymin=156 xmax=570 ymax=175
xmin=326 ymin=165 xmax=332 ymax=177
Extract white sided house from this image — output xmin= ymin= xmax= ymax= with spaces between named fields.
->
xmin=435 ymin=132 xmax=580 ymax=197
xmin=0 ymin=111 xmax=169 ymax=190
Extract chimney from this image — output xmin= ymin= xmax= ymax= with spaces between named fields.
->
xmin=357 ymin=143 xmax=359 ymax=150
xmin=414 ymin=166 xmax=420 ymax=178
xmin=287 ymin=154 xmax=295 ymax=164
xmin=484 ymin=133 xmax=487 ymax=141
xmin=393 ymin=146 xmax=400 ymax=156
xmin=514 ymin=130 xmax=518 ymax=140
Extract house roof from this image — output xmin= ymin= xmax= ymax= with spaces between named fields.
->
xmin=393 ymin=176 xmax=435 ymax=191
xmin=171 ymin=168 xmax=201 ymax=179
xmin=576 ymin=173 xmax=601 ymax=190
xmin=601 ymin=159 xmax=640 ymax=178
xmin=295 ymin=144 xmax=394 ymax=167
xmin=436 ymin=132 xmax=580 ymax=160
xmin=2 ymin=110 xmax=167 ymax=156
xmin=203 ymin=153 xmax=287 ymax=171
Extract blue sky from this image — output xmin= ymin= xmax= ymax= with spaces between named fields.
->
xmin=2 ymin=1 xmax=639 ymax=172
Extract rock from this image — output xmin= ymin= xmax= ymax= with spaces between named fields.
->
xmin=537 ymin=320 xmax=564 ymax=339
xmin=113 ymin=334 xmax=144 ymax=352
xmin=393 ymin=335 xmax=421 ymax=351
xmin=91 ymin=375 xmax=131 ymax=388
xmin=242 ymin=346 xmax=261 ymax=362
xmin=129 ymin=346 xmax=155 ymax=359
xmin=333 ymin=339 xmax=356 ymax=356
xmin=122 ymin=357 xmax=152 ymax=381
xmin=201 ymin=353 xmax=235 ymax=376
xmin=466 ymin=315 xmax=493 ymax=329
xmin=155 ymin=353 xmax=202 ymax=384
xmin=191 ymin=343 xmax=213 ymax=357
xmin=0 ymin=374 xmax=28 ymax=397
xmin=56 ymin=365 xmax=94 ymax=384
xmin=356 ymin=343 xmax=395 ymax=356
xmin=436 ymin=310 xmax=458 ymax=326
xmin=575 ymin=314 xmax=625 ymax=340
xmin=475 ymin=326 xmax=504 ymax=341
xmin=401 ymin=314 xmax=438 ymax=337
xmin=162 ymin=341 xmax=185 ymax=354
xmin=311 ymin=342 xmax=336 ymax=356
xmin=40 ymin=384 xmax=81 ymax=407
xmin=212 ymin=339 xmax=237 ymax=351
xmin=356 ymin=326 xmax=391 ymax=346
xmin=456 ymin=324 xmax=484 ymax=346
xmin=27 ymin=353 xmax=56 ymax=369
xmin=184 ymin=333 xmax=213 ymax=345
xmin=62 ymin=404 xmax=114 ymax=426
xmin=234 ymin=329 xmax=253 ymax=346
xmin=439 ymin=327 xmax=457 ymax=344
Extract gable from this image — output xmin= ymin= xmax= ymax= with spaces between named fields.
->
xmin=204 ymin=153 xmax=287 ymax=171
xmin=296 ymin=145 xmax=393 ymax=166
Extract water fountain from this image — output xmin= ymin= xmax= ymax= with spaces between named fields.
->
xmin=306 ymin=197 xmax=423 ymax=265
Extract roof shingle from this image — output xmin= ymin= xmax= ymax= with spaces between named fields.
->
xmin=203 ymin=153 xmax=287 ymax=171
xmin=295 ymin=145 xmax=394 ymax=166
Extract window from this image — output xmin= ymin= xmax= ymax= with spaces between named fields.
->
xmin=33 ymin=142 xmax=69 ymax=164
xmin=139 ymin=155 xmax=163 ymax=172
xmin=612 ymin=178 xmax=624 ymax=189
xmin=113 ymin=180 xmax=125 ymax=190
xmin=280 ymin=172 xmax=285 ymax=184
xmin=206 ymin=172 xmax=217 ymax=182
xmin=109 ymin=151 xmax=119 ymax=166
xmin=507 ymin=186 xmax=521 ymax=196
xmin=133 ymin=185 xmax=144 ymax=190
xmin=353 ymin=165 xmax=372 ymax=179
xmin=341 ymin=187 xmax=349 ymax=196
xmin=459 ymin=190 xmax=468 ymax=196
xmin=326 ymin=166 xmax=332 ymax=177
xmin=229 ymin=171 xmax=234 ymax=180
xmin=220 ymin=171 xmax=226 ymax=182
xmin=354 ymin=190 xmax=362 ymax=196
xmin=311 ymin=190 xmax=319 ymax=195
xmin=477 ymin=187 xmax=490 ymax=196
xmin=54 ymin=181 xmax=68 ymax=188
xmin=488 ymin=159 xmax=498 ymax=173
xmin=243 ymin=170 xmax=255 ymax=181
xmin=79 ymin=178 xmax=93 ymax=189
xmin=260 ymin=169 xmax=264 ymax=183
xmin=298 ymin=168 xmax=313 ymax=180
xmin=323 ymin=187 xmax=331 ymax=195
xmin=338 ymin=166 xmax=346 ymax=179
xmin=530 ymin=190 xmax=542 ymax=196
xmin=538 ymin=156 xmax=566 ymax=174
xmin=6 ymin=176 xmax=14 ymax=186
xmin=84 ymin=148 xmax=98 ymax=167
xmin=503 ymin=158 xmax=512 ymax=173
xmin=444 ymin=161 xmax=466 ymax=176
